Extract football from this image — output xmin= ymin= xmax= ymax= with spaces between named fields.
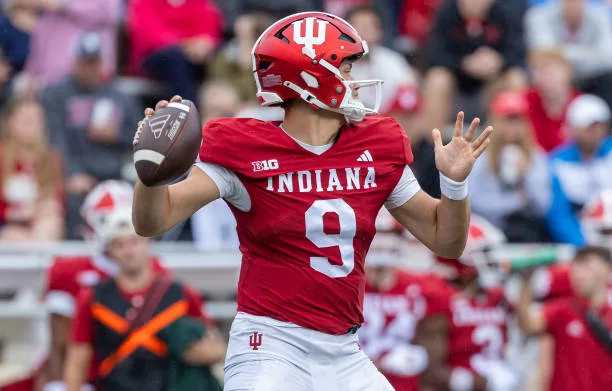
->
xmin=133 ymin=100 xmax=201 ymax=187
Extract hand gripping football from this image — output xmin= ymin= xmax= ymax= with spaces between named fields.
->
xmin=133 ymin=100 xmax=201 ymax=186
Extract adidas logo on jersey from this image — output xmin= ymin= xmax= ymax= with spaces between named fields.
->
xmin=357 ymin=150 xmax=374 ymax=162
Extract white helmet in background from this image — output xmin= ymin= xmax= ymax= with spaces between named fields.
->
xmin=461 ymin=215 xmax=507 ymax=289
xmin=80 ymin=180 xmax=136 ymax=247
xmin=581 ymin=190 xmax=612 ymax=245
xmin=366 ymin=232 xmax=403 ymax=267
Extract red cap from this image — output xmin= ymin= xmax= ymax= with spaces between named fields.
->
xmin=384 ymin=85 xmax=421 ymax=115
xmin=490 ymin=91 xmax=528 ymax=117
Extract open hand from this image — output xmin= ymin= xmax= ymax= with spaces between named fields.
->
xmin=432 ymin=112 xmax=493 ymax=182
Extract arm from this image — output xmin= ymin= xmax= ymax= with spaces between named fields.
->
xmin=133 ymin=168 xmax=220 ymax=237
xmin=47 ymin=314 xmax=71 ymax=382
xmin=181 ymin=329 xmax=227 ymax=365
xmin=391 ymin=114 xmax=492 ymax=259
xmin=132 ymin=98 xmax=221 ymax=237
xmin=516 ymin=274 xmax=547 ymax=335
xmin=417 ymin=315 xmax=487 ymax=390
xmin=64 ymin=343 xmax=93 ymax=391
xmin=391 ymin=190 xmax=469 ymax=259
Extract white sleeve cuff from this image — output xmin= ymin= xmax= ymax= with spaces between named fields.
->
xmin=384 ymin=165 xmax=421 ymax=209
xmin=46 ymin=290 xmax=75 ymax=317
xmin=194 ymin=162 xmax=251 ymax=212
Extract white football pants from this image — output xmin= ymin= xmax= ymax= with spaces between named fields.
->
xmin=224 ymin=312 xmax=395 ymax=391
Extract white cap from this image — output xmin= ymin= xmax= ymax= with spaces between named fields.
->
xmin=566 ymin=94 xmax=611 ymax=128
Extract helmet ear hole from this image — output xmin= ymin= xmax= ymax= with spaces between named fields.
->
xmin=258 ymin=60 xmax=271 ymax=71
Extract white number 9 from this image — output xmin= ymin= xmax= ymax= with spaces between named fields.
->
xmin=305 ymin=199 xmax=357 ymax=278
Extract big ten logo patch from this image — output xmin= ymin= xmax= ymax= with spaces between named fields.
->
xmin=252 ymin=159 xmax=279 ymax=172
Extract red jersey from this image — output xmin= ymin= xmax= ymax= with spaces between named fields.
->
xmin=426 ymin=284 xmax=510 ymax=377
xmin=524 ymin=89 xmax=580 ymax=152
xmin=360 ymin=271 xmax=445 ymax=391
xmin=543 ymin=298 xmax=612 ymax=391
xmin=45 ymin=255 xmax=166 ymax=318
xmin=198 ymin=117 xmax=414 ymax=334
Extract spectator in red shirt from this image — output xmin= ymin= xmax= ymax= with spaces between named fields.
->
xmin=0 ymin=98 xmax=64 ymax=241
xmin=126 ymin=0 xmax=224 ymax=104
xmin=517 ymin=246 xmax=612 ymax=391
xmin=64 ymin=205 xmax=225 ymax=391
xmin=524 ymin=48 xmax=581 ymax=152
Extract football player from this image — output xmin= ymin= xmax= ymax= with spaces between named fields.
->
xmin=417 ymin=216 xmax=518 ymax=391
xmin=44 ymin=181 xmax=166 ymax=391
xmin=360 ymin=230 xmax=444 ymax=391
xmin=132 ymin=12 xmax=492 ymax=390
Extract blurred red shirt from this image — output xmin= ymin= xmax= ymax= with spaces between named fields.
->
xmin=524 ymin=89 xmax=581 ymax=152
xmin=543 ymin=297 xmax=612 ymax=391
xmin=126 ymin=0 xmax=224 ymax=73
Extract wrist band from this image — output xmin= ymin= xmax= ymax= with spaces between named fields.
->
xmin=440 ymin=173 xmax=468 ymax=200
xmin=449 ymin=367 xmax=475 ymax=391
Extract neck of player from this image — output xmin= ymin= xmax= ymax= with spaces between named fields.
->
xmin=283 ymin=101 xmax=345 ymax=146
xmin=117 ymin=264 xmax=153 ymax=293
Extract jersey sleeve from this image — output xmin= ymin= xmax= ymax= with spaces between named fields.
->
xmin=195 ymin=118 xmax=253 ymax=211
xmin=532 ymin=265 xmax=573 ymax=301
xmin=70 ymin=288 xmax=94 ymax=344
xmin=45 ymin=259 xmax=78 ymax=317
xmin=384 ymin=165 xmax=421 ymax=209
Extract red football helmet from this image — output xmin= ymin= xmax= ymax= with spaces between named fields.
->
xmin=80 ymin=180 xmax=135 ymax=247
xmin=581 ymin=189 xmax=612 ymax=245
xmin=436 ymin=215 xmax=507 ymax=289
xmin=252 ymin=12 xmax=383 ymax=122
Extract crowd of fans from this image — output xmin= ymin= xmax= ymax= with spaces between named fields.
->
xmin=0 ymin=0 xmax=611 ymax=245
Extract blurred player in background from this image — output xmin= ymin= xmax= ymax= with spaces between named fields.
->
xmin=132 ymin=11 xmax=492 ymax=390
xmin=417 ymin=216 xmax=518 ymax=391
xmin=43 ymin=180 xmax=167 ymax=391
xmin=359 ymin=227 xmax=445 ymax=391
xmin=517 ymin=246 xmax=612 ymax=391
xmin=63 ymin=199 xmax=225 ymax=391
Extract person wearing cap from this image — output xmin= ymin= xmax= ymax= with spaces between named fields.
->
xmin=547 ymin=94 xmax=612 ymax=246
xmin=22 ymin=0 xmax=120 ymax=91
xmin=468 ymin=90 xmax=551 ymax=242
xmin=42 ymin=31 xmax=141 ymax=239
xmin=516 ymin=245 xmax=612 ymax=391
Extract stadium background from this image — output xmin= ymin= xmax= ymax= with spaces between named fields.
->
xmin=0 ymin=0 xmax=611 ymax=389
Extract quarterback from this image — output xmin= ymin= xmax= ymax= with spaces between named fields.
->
xmin=132 ymin=12 xmax=492 ymax=391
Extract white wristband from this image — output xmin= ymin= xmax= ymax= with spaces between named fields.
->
xmin=440 ymin=173 xmax=468 ymax=200
xmin=449 ymin=367 xmax=475 ymax=391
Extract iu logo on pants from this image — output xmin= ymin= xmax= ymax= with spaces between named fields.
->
xmin=249 ymin=331 xmax=263 ymax=350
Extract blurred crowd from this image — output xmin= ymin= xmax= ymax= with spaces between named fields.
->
xmin=0 ymin=0 xmax=611 ymax=248
xmin=0 ymin=1 xmax=612 ymax=390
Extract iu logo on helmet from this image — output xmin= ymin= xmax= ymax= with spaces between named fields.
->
xmin=249 ymin=331 xmax=263 ymax=350
xmin=293 ymin=17 xmax=328 ymax=55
